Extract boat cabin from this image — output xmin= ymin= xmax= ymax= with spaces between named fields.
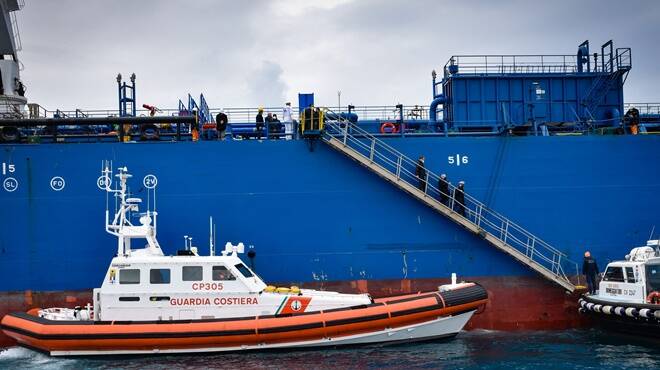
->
xmin=84 ymin=166 xmax=372 ymax=322
xmin=598 ymin=240 xmax=660 ymax=304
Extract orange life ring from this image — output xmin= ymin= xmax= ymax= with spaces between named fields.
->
xmin=647 ymin=291 xmax=660 ymax=304
xmin=380 ymin=122 xmax=398 ymax=134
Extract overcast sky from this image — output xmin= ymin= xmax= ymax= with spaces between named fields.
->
xmin=15 ymin=0 xmax=660 ymax=111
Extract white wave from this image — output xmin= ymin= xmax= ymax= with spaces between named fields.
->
xmin=0 ymin=346 xmax=36 ymax=360
xmin=0 ymin=346 xmax=77 ymax=369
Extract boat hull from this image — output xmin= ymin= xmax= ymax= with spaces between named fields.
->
xmin=14 ymin=313 xmax=473 ymax=356
xmin=1 ymin=285 xmax=487 ymax=356
xmin=0 ymin=276 xmax=583 ymax=347
xmin=579 ymin=295 xmax=660 ymax=339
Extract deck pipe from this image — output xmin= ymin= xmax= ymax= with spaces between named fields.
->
xmin=0 ymin=115 xmax=197 ymax=127
xmin=429 ymin=94 xmax=447 ymax=136
xmin=0 ymin=115 xmax=198 ymax=141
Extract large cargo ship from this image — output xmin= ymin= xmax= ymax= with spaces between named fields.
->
xmin=1 ymin=3 xmax=659 ymax=346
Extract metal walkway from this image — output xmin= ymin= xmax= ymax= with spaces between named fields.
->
xmin=321 ymin=115 xmax=578 ymax=292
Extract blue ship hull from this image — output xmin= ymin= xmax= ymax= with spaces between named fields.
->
xmin=1 ymin=135 xmax=658 ymax=291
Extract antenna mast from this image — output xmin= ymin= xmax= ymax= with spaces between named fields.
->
xmin=209 ymin=216 xmax=215 ymax=256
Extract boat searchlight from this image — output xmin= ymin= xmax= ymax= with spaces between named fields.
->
xmin=223 ymin=242 xmax=245 ymax=256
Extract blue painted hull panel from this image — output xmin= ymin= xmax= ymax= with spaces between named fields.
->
xmin=1 ymin=135 xmax=658 ymax=292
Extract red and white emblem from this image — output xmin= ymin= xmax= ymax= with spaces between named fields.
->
xmin=279 ymin=296 xmax=312 ymax=314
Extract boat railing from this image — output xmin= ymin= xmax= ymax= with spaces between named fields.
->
xmin=322 ymin=109 xmax=580 ymax=289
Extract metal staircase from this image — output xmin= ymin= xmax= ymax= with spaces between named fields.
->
xmin=321 ymin=114 xmax=578 ymax=292
xmin=581 ymin=44 xmax=632 ymax=120
xmin=582 ymin=67 xmax=627 ymax=119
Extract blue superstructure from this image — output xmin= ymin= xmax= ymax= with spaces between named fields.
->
xmin=434 ymin=40 xmax=631 ymax=134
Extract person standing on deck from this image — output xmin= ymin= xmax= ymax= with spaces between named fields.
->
xmin=438 ymin=174 xmax=450 ymax=206
xmin=629 ymin=106 xmax=640 ymax=135
xmin=415 ymin=155 xmax=427 ymax=191
xmin=453 ymin=181 xmax=466 ymax=217
xmin=255 ymin=107 xmax=264 ymax=139
xmin=265 ymin=113 xmax=274 ymax=139
xmin=215 ymin=110 xmax=228 ymax=141
xmin=582 ymin=251 xmax=599 ymax=294
xmin=282 ymin=102 xmax=293 ymax=140
xmin=272 ymin=114 xmax=281 ymax=139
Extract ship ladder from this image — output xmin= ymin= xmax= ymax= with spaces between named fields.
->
xmin=320 ymin=110 xmax=578 ymax=292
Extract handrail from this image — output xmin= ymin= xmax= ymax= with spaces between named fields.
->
xmin=16 ymin=105 xmax=431 ymax=124
xmin=624 ymin=103 xmax=660 ymax=115
xmin=582 ymin=59 xmax=627 ymax=116
xmin=321 ymin=108 xmax=578 ymax=286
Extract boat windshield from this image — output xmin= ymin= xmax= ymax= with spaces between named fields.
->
xmin=646 ymin=263 xmax=660 ymax=293
xmin=234 ymin=263 xmax=254 ymax=278
xmin=602 ymin=266 xmax=624 ymax=282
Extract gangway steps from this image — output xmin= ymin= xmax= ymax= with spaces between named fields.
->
xmin=583 ymin=68 xmax=627 ymax=118
xmin=321 ymin=120 xmax=577 ymax=292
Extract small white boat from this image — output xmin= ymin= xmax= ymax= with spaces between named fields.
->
xmin=579 ymin=240 xmax=660 ymax=339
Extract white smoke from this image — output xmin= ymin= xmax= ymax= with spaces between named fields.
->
xmin=247 ymin=61 xmax=288 ymax=107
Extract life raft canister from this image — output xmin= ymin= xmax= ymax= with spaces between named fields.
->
xmin=140 ymin=124 xmax=160 ymax=141
xmin=647 ymin=291 xmax=660 ymax=304
xmin=380 ymin=122 xmax=398 ymax=134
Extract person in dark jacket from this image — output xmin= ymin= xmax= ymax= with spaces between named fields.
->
xmin=623 ymin=106 xmax=640 ymax=135
xmin=415 ymin=155 xmax=426 ymax=191
xmin=582 ymin=251 xmax=599 ymax=294
xmin=255 ymin=107 xmax=264 ymax=139
xmin=265 ymin=113 xmax=274 ymax=139
xmin=438 ymin=174 xmax=449 ymax=206
xmin=272 ymin=114 xmax=282 ymax=139
xmin=215 ymin=110 xmax=228 ymax=140
xmin=453 ymin=181 xmax=466 ymax=217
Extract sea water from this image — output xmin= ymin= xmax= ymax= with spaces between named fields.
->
xmin=0 ymin=329 xmax=658 ymax=369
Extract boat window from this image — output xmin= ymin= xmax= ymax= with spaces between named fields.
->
xmin=119 ymin=269 xmax=140 ymax=284
xmin=212 ymin=266 xmax=236 ymax=281
xmin=625 ymin=267 xmax=636 ymax=283
xmin=602 ymin=266 xmax=624 ymax=282
xmin=150 ymin=268 xmax=171 ymax=284
xmin=119 ymin=297 xmax=140 ymax=302
xmin=234 ymin=263 xmax=254 ymax=278
xmin=150 ymin=296 xmax=170 ymax=301
xmin=646 ymin=264 xmax=660 ymax=292
xmin=182 ymin=266 xmax=203 ymax=281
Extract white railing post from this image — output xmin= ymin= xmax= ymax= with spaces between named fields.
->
xmin=369 ymin=139 xmax=375 ymax=161
xmin=502 ymin=220 xmax=509 ymax=244
xmin=525 ymin=237 xmax=530 ymax=258
xmin=396 ymin=156 xmax=402 ymax=179
xmin=343 ymin=121 xmax=348 ymax=145
xmin=476 ymin=204 xmax=482 ymax=227
xmin=555 ymin=255 xmax=562 ymax=277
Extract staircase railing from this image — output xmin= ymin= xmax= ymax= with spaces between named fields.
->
xmin=321 ymin=110 xmax=579 ymax=289
xmin=583 ymin=72 xmax=624 ymax=118
xmin=582 ymin=49 xmax=631 ymax=119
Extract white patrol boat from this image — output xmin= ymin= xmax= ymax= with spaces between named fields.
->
xmin=0 ymin=166 xmax=488 ymax=356
xmin=579 ymin=240 xmax=660 ymax=339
